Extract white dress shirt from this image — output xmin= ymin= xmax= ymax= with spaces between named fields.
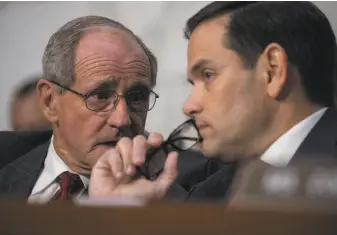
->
xmin=260 ymin=107 xmax=328 ymax=167
xmin=28 ymin=137 xmax=89 ymax=204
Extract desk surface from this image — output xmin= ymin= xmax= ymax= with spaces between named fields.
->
xmin=2 ymin=159 xmax=337 ymax=235
xmin=0 ymin=198 xmax=337 ymax=235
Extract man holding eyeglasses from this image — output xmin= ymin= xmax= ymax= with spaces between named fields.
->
xmin=0 ymin=15 xmax=214 ymax=202
xmin=88 ymin=1 xmax=337 ymax=203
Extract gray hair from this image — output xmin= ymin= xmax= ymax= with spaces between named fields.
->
xmin=42 ymin=16 xmax=157 ymax=91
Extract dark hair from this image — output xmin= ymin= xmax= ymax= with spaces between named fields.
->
xmin=184 ymin=2 xmax=337 ymax=107
xmin=13 ymin=77 xmax=41 ymax=99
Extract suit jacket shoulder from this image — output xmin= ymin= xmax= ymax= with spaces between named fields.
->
xmin=0 ymin=141 xmax=49 ymax=197
xmin=292 ymin=107 xmax=337 ymax=162
xmin=0 ymin=130 xmax=52 ymax=168
xmin=0 ymin=131 xmax=51 ymax=197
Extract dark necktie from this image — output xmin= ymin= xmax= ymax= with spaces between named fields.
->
xmin=50 ymin=171 xmax=84 ymax=201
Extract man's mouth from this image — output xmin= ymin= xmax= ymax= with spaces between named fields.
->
xmin=196 ymin=122 xmax=209 ymax=132
xmin=103 ymin=140 xmax=119 ymax=146
xmin=195 ymin=122 xmax=211 ymax=139
xmin=95 ymin=140 xmax=119 ymax=148
xmin=197 ymin=124 xmax=208 ymax=130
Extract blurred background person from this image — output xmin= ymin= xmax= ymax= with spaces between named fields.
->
xmin=10 ymin=76 xmax=51 ymax=131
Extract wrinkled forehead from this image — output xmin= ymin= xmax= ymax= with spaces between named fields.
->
xmin=77 ymin=28 xmax=148 ymax=59
xmin=74 ymin=28 xmax=151 ymax=90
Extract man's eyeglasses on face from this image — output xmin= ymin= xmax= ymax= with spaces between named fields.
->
xmin=49 ymin=81 xmax=159 ymax=113
xmin=136 ymin=118 xmax=202 ymax=180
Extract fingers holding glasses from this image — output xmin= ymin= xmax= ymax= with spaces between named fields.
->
xmin=115 ymin=137 xmax=134 ymax=178
xmin=132 ymin=135 xmax=148 ymax=166
xmin=147 ymin=132 xmax=165 ymax=147
xmin=115 ymin=134 xmax=155 ymax=177
xmin=99 ymin=132 xmax=166 ymax=184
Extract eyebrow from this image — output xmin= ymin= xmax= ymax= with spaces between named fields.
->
xmin=97 ymin=79 xmax=118 ymax=89
xmin=190 ymin=59 xmax=213 ymax=76
xmin=88 ymin=77 xmax=119 ymax=93
xmin=87 ymin=76 xmax=151 ymax=94
xmin=187 ymin=59 xmax=213 ymax=84
xmin=125 ymin=82 xmax=151 ymax=93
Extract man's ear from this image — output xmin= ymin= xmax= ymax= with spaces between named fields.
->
xmin=258 ymin=43 xmax=288 ymax=99
xmin=37 ymin=79 xmax=59 ymax=125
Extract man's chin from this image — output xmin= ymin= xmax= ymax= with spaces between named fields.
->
xmin=89 ymin=144 xmax=117 ymax=161
xmin=196 ymin=139 xmax=221 ymax=158
xmin=94 ymin=144 xmax=116 ymax=154
xmin=197 ymin=139 xmax=219 ymax=158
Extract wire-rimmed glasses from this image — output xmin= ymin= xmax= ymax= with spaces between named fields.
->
xmin=50 ymin=81 xmax=159 ymax=112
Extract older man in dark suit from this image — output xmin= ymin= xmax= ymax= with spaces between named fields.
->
xmin=0 ymin=15 xmax=158 ymax=202
xmin=87 ymin=1 xmax=337 ymax=203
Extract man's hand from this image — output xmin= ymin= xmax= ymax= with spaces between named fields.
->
xmin=89 ymin=133 xmax=178 ymax=203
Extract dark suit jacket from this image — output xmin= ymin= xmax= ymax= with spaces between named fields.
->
xmin=0 ymin=131 xmax=51 ymax=197
xmin=176 ymin=108 xmax=337 ymax=201
xmin=0 ymin=130 xmax=217 ymax=198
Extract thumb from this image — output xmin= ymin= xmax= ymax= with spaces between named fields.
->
xmin=153 ymin=151 xmax=178 ymax=194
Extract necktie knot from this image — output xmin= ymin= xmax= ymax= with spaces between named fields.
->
xmin=57 ymin=171 xmax=83 ymax=194
xmin=51 ymin=171 xmax=84 ymax=201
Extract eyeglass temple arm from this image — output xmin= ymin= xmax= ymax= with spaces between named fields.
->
xmin=50 ymin=81 xmax=87 ymax=98
xmin=169 ymin=136 xmax=200 ymax=142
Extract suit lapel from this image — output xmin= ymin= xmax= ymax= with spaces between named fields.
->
xmin=0 ymin=141 xmax=49 ymax=197
xmin=291 ymin=108 xmax=337 ymax=163
xmin=186 ymin=162 xmax=237 ymax=201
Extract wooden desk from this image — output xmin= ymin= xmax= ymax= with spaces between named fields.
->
xmin=1 ymin=158 xmax=337 ymax=235
xmin=0 ymin=198 xmax=336 ymax=235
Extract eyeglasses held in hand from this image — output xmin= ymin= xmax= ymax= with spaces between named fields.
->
xmin=136 ymin=118 xmax=202 ymax=180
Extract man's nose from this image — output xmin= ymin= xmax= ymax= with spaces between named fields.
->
xmin=107 ymin=98 xmax=131 ymax=128
xmin=183 ymin=88 xmax=203 ymax=117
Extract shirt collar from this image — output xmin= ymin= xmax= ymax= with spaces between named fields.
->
xmin=260 ymin=107 xmax=328 ymax=167
xmin=30 ymin=136 xmax=90 ymax=196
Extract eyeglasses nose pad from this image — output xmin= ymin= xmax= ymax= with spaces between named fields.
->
xmin=112 ymin=95 xmax=121 ymax=107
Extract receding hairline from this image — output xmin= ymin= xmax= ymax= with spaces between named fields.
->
xmin=79 ymin=26 xmax=148 ymax=56
xmin=43 ymin=16 xmax=158 ymax=87
xmin=73 ymin=27 xmax=151 ymax=80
